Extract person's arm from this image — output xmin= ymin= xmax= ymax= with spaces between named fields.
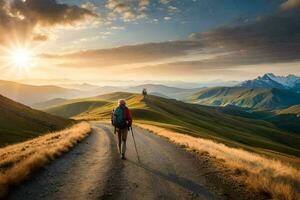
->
xmin=125 ymin=107 xmax=132 ymax=127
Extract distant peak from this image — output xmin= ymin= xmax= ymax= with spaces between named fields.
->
xmin=263 ymin=73 xmax=276 ymax=78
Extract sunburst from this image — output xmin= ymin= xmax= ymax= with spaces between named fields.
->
xmin=9 ymin=48 xmax=32 ymax=69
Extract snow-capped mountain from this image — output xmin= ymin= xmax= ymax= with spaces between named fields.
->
xmin=240 ymin=73 xmax=300 ymax=92
xmin=266 ymin=73 xmax=300 ymax=87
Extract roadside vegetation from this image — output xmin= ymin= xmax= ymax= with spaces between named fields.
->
xmin=0 ymin=122 xmax=91 ymax=198
xmin=138 ymin=124 xmax=300 ymax=200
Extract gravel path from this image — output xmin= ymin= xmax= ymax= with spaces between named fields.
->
xmin=8 ymin=122 xmax=223 ymax=200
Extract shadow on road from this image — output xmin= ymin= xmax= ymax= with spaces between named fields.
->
xmin=127 ymin=159 xmax=216 ymax=199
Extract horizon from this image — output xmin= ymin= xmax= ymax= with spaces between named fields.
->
xmin=0 ymin=72 xmax=297 ymax=89
xmin=0 ymin=0 xmax=299 ymax=84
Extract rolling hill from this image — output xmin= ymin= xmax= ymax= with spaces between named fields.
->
xmin=44 ymin=100 xmax=109 ymax=118
xmin=32 ymin=98 xmax=68 ymax=110
xmin=32 ymin=93 xmax=134 ymax=118
xmin=213 ymin=105 xmax=300 ymax=134
xmin=186 ymin=87 xmax=300 ymax=110
xmin=39 ymin=92 xmax=300 ymax=159
xmin=0 ymin=80 xmax=83 ymax=105
xmin=0 ymin=94 xmax=73 ymax=147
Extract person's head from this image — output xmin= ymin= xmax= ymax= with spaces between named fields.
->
xmin=118 ymin=99 xmax=126 ymax=106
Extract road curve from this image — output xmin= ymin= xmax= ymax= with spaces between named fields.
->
xmin=8 ymin=122 xmax=219 ymax=200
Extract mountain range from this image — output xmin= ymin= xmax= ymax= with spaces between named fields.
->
xmin=240 ymin=73 xmax=300 ymax=93
xmin=2 ymin=73 xmax=300 ymax=111
xmin=0 ymin=80 xmax=83 ymax=105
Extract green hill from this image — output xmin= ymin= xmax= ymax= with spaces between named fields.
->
xmin=214 ymin=105 xmax=300 ymax=134
xmin=43 ymin=92 xmax=300 ymax=158
xmin=186 ymin=87 xmax=300 ymax=110
xmin=45 ymin=100 xmax=108 ymax=118
xmin=32 ymin=98 xmax=68 ymax=110
xmin=0 ymin=94 xmax=73 ymax=147
xmin=36 ymin=93 xmax=131 ymax=119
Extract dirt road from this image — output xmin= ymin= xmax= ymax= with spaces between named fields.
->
xmin=8 ymin=122 xmax=221 ymax=200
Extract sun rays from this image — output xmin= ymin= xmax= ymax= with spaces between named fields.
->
xmin=9 ymin=48 xmax=32 ymax=69
xmin=0 ymin=40 xmax=40 ymax=78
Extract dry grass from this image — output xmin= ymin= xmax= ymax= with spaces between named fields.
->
xmin=138 ymin=124 xmax=300 ymax=200
xmin=0 ymin=122 xmax=91 ymax=198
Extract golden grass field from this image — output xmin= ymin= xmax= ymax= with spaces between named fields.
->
xmin=137 ymin=124 xmax=300 ymax=200
xmin=0 ymin=122 xmax=91 ymax=198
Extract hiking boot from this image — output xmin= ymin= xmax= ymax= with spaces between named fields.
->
xmin=121 ymin=154 xmax=126 ymax=160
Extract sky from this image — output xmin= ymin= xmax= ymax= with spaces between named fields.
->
xmin=0 ymin=0 xmax=299 ymax=85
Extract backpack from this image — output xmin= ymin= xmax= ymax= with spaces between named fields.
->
xmin=112 ymin=106 xmax=126 ymax=128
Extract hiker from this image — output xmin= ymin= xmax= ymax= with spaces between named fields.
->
xmin=111 ymin=99 xmax=132 ymax=160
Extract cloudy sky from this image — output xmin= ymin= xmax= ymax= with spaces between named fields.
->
xmin=0 ymin=0 xmax=299 ymax=85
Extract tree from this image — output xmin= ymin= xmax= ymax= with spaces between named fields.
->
xmin=142 ymin=88 xmax=147 ymax=96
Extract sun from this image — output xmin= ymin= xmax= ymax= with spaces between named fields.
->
xmin=10 ymin=49 xmax=32 ymax=69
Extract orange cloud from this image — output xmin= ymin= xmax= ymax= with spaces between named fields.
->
xmin=0 ymin=0 xmax=98 ymax=44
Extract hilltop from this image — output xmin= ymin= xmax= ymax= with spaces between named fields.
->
xmin=0 ymin=94 xmax=73 ymax=146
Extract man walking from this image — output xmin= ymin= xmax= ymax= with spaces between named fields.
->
xmin=112 ymin=99 xmax=132 ymax=160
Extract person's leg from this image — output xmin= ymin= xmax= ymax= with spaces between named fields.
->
xmin=117 ymin=129 xmax=122 ymax=154
xmin=121 ymin=128 xmax=128 ymax=159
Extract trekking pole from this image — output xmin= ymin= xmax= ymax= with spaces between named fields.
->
xmin=130 ymin=127 xmax=141 ymax=163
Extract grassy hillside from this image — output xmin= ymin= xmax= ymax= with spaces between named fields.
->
xmin=32 ymin=98 xmax=67 ymax=110
xmin=187 ymin=87 xmax=300 ymax=110
xmin=149 ymin=92 xmax=171 ymax=99
xmin=33 ymin=94 xmax=119 ymax=118
xmin=0 ymin=94 xmax=73 ymax=147
xmin=45 ymin=100 xmax=108 ymax=118
xmin=43 ymin=92 xmax=300 ymax=158
xmin=36 ymin=92 xmax=132 ymax=119
xmin=0 ymin=80 xmax=82 ymax=105
xmin=215 ymin=105 xmax=300 ymax=134
xmin=277 ymin=105 xmax=300 ymax=116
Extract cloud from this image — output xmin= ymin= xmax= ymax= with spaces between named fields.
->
xmin=190 ymin=10 xmax=300 ymax=63
xmin=124 ymin=60 xmax=300 ymax=82
xmin=110 ymin=26 xmax=125 ymax=30
xmin=10 ymin=0 xmax=97 ymax=26
xmin=106 ymin=0 xmax=150 ymax=21
xmin=159 ymin=0 xmax=171 ymax=4
xmin=168 ymin=5 xmax=178 ymax=13
xmin=41 ymin=40 xmax=204 ymax=67
xmin=32 ymin=34 xmax=49 ymax=41
xmin=0 ymin=0 xmax=98 ymax=44
xmin=42 ymin=9 xmax=300 ymax=74
xmin=280 ymin=0 xmax=300 ymax=10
